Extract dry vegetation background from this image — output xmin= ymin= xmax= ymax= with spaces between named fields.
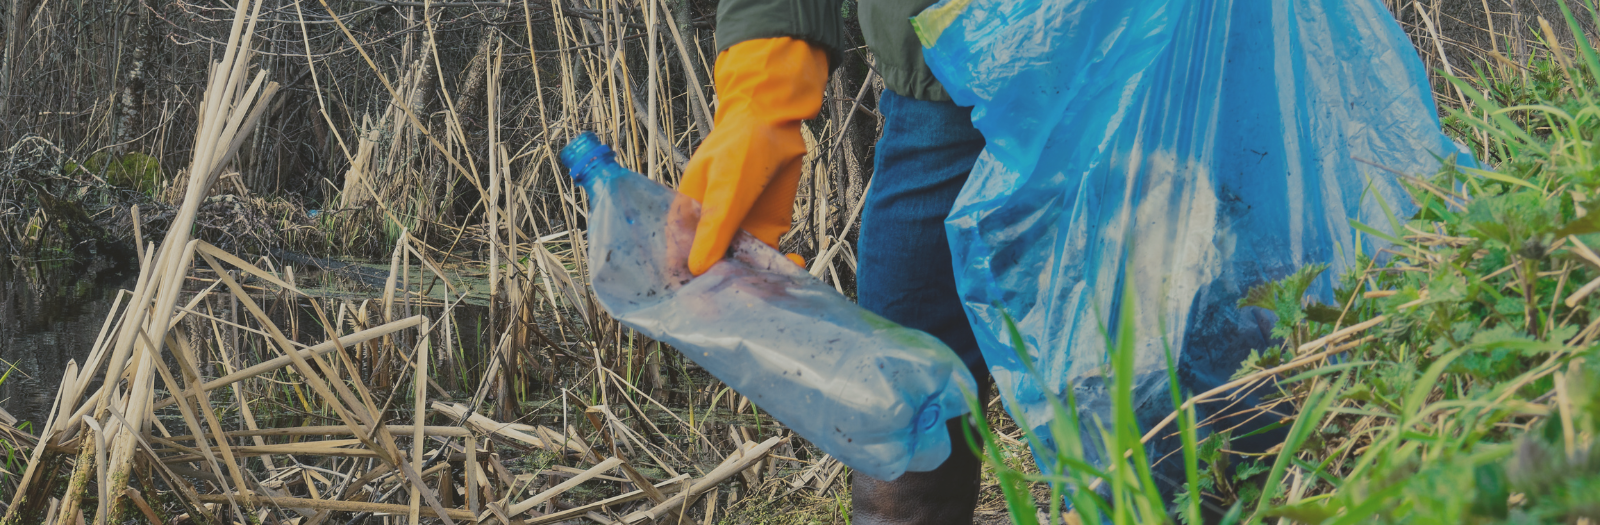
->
xmin=0 ymin=0 xmax=1588 ymax=271
xmin=0 ymin=0 xmax=1591 ymax=279
xmin=0 ymin=0 xmax=877 ymax=269
xmin=0 ymin=0 xmax=1593 ymax=524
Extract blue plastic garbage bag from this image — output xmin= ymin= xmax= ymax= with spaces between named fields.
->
xmin=912 ymin=0 xmax=1473 ymax=492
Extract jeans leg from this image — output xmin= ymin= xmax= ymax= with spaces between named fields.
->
xmin=851 ymin=90 xmax=988 ymax=525
xmin=856 ymin=89 xmax=987 ymax=383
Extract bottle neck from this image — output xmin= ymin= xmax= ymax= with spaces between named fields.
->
xmin=560 ymin=132 xmax=617 ymax=185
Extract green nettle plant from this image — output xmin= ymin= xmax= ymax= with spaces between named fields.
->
xmin=970 ymin=2 xmax=1600 ymax=523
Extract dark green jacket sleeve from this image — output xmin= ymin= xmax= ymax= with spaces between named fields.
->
xmin=715 ymin=0 xmax=951 ymax=101
xmin=715 ymin=0 xmax=847 ymax=69
xmin=860 ymin=0 xmax=947 ymax=101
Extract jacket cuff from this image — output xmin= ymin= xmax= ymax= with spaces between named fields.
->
xmin=715 ymin=0 xmax=845 ymax=70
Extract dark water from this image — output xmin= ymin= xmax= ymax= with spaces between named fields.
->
xmin=0 ymin=256 xmax=138 ymax=431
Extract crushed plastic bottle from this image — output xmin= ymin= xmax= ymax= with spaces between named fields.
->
xmin=559 ymin=132 xmax=978 ymax=481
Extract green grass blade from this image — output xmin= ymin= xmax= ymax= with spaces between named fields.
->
xmin=999 ymin=310 xmax=1109 ymax=523
xmin=1402 ymin=347 xmax=1469 ymax=420
xmin=1556 ymin=0 xmax=1600 ymax=91
xmin=1349 ymin=219 xmax=1407 ymax=246
xmin=1163 ymin=326 xmax=1203 ymax=525
xmin=1445 ymin=76 xmax=1545 ymax=152
xmin=1368 ymin=177 xmax=1406 ymax=243
xmin=1110 ymin=279 xmax=1165 ymax=519
xmin=1461 ymin=166 xmax=1542 ymax=191
xmin=1253 ymin=377 xmax=1342 ymax=522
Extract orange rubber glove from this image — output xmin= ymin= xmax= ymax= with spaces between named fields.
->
xmin=678 ymin=37 xmax=829 ymax=276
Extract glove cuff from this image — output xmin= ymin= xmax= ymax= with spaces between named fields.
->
xmin=713 ymin=38 xmax=830 ymax=126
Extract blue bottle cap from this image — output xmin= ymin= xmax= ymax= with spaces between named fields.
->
xmin=559 ymin=132 xmax=616 ymax=184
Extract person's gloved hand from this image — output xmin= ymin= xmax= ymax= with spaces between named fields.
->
xmin=678 ymin=37 xmax=829 ymax=276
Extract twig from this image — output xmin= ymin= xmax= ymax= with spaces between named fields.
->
xmin=621 ymin=437 xmax=785 ymax=523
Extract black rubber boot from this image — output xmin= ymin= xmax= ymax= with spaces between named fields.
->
xmin=850 ymin=417 xmax=984 ymax=525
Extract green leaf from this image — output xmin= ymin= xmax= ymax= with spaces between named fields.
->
xmin=1234 ymin=460 xmax=1270 ymax=481
xmin=1304 ymin=303 xmax=1347 ymax=324
xmin=1173 ymin=478 xmax=1214 ymax=525
xmin=1464 ymin=324 xmax=1568 ymax=354
xmin=1265 ymin=499 xmax=1338 ymax=524
xmin=1216 ymin=501 xmax=1247 ymax=525
xmin=1470 ymin=462 xmax=1510 ymax=519
xmin=1466 ymin=191 xmax=1560 ymax=248
xmin=1232 ymin=349 xmax=1266 ymax=380
xmin=1239 ymin=264 xmax=1330 ymax=341
xmin=1553 ymin=200 xmax=1600 ymax=236
xmin=1404 ymin=347 xmax=1470 ymax=420
xmin=1325 ymin=482 xmax=1407 ymax=525
xmin=996 ymin=470 xmax=1041 ymax=525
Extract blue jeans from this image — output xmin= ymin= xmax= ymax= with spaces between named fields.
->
xmin=857 ymin=90 xmax=988 ymax=383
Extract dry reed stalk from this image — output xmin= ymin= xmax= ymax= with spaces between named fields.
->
xmin=51 ymin=424 xmax=93 ymax=525
xmin=149 ymin=315 xmax=426 ymax=410
xmin=503 ymin=456 xmax=625 ymax=516
xmin=1412 ymin=2 xmax=1471 ymax=108
xmin=194 ymin=494 xmax=479 ymax=521
xmin=8 ymin=0 xmax=882 ymax=520
xmin=320 ymin=0 xmax=490 ymax=211
xmin=205 ymin=299 xmax=281 ymax=476
xmin=339 ymin=114 xmax=380 ymax=208
xmin=488 ymin=37 xmax=502 ymax=304
xmin=146 ymin=331 xmax=247 ymax=505
xmin=430 ymin=401 xmax=591 ymax=456
xmin=621 ymin=437 xmax=785 ymax=523
xmin=165 ymin=425 xmax=471 ymax=441
xmin=121 ymin=488 xmax=162 ymax=525
xmin=4 ymin=0 xmax=280 ymax=520
xmin=646 ymin=0 xmax=659 ymax=182
xmin=409 ymin=318 xmax=432 ymax=525
xmin=523 ymin=473 xmax=691 ymax=525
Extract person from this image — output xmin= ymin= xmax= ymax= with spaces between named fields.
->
xmin=672 ymin=1 xmax=991 ymax=523
xmin=669 ymin=0 xmax=1485 ymax=521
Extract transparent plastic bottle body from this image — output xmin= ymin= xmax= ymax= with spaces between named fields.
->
xmin=560 ymin=133 xmax=977 ymax=481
